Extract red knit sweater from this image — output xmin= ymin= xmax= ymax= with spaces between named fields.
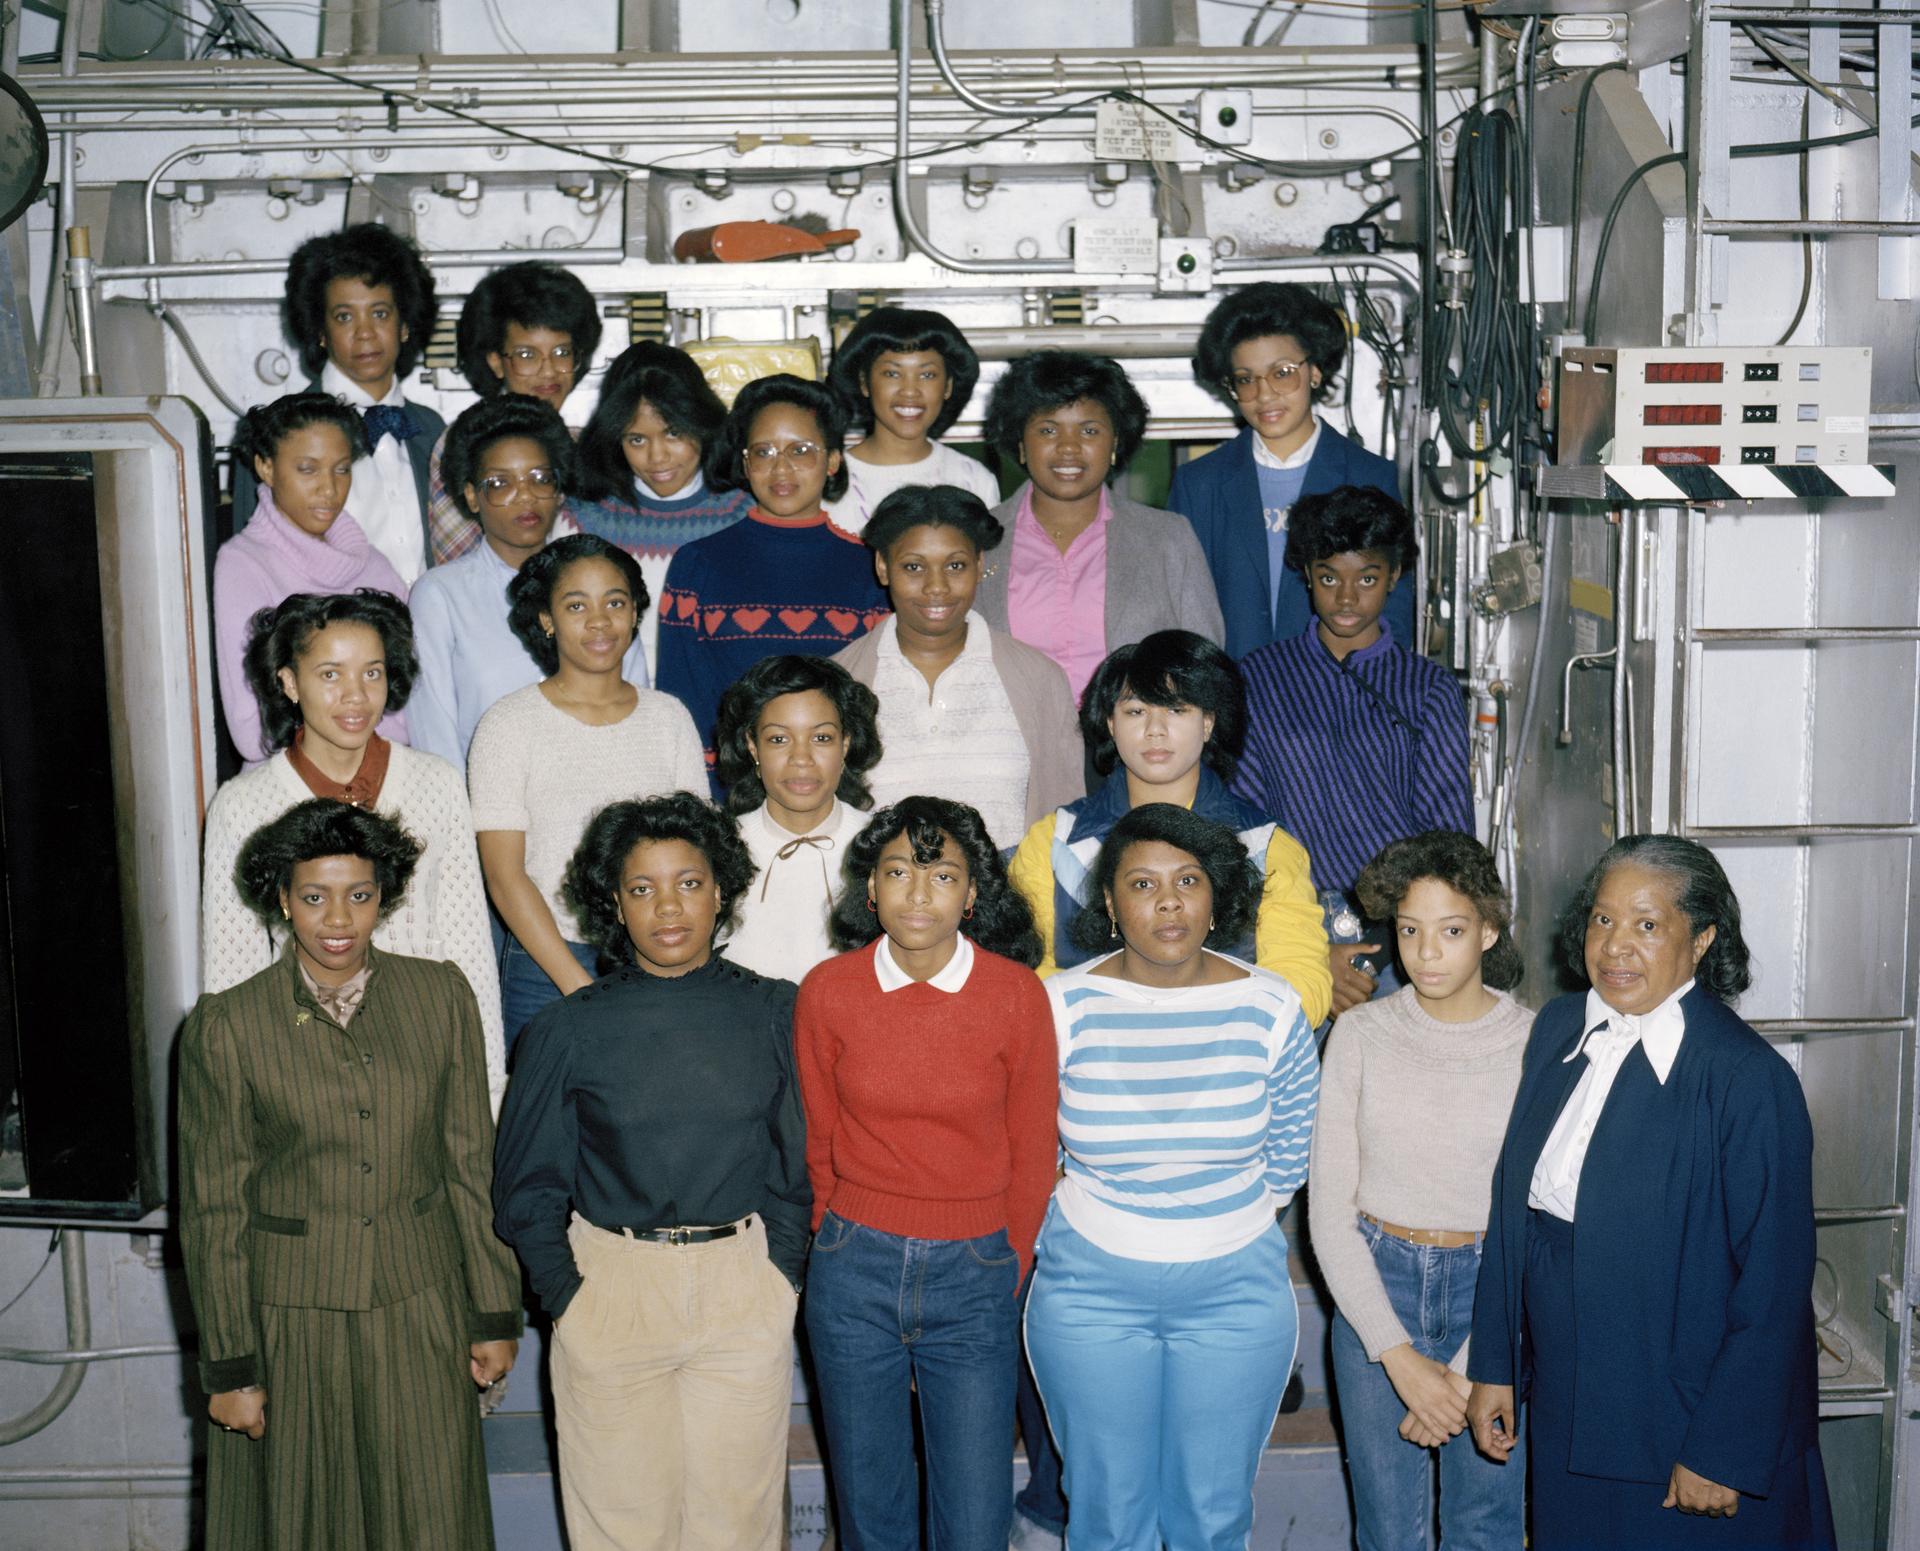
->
xmin=793 ymin=939 xmax=1059 ymax=1277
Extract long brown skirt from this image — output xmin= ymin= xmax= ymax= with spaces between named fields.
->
xmin=204 ymin=1278 xmax=496 ymax=1551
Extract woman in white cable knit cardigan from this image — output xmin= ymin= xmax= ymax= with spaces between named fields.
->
xmin=199 ymin=589 xmax=506 ymax=1113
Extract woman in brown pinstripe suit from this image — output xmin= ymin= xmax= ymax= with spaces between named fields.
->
xmin=179 ymin=798 xmax=523 ymax=1551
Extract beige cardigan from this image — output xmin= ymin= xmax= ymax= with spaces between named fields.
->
xmin=834 ymin=621 xmax=1087 ymax=829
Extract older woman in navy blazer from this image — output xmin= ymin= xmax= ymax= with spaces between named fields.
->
xmin=1466 ymin=835 xmax=1834 ymax=1550
xmin=1168 ymin=283 xmax=1409 ymax=660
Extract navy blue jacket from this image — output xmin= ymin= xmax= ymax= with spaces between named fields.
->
xmin=1468 ymin=988 xmax=1823 ymax=1498
xmin=1168 ymin=424 xmax=1407 ymax=662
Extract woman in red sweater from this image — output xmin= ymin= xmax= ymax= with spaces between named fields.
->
xmin=794 ymin=796 xmax=1058 ymax=1551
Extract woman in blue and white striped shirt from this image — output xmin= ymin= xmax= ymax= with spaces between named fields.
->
xmin=1025 ymin=803 xmax=1319 ymax=1551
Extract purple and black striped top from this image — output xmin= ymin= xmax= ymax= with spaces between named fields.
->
xmin=1232 ymin=622 xmax=1473 ymax=899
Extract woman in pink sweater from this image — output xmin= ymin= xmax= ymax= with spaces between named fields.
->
xmin=794 ymin=796 xmax=1057 ymax=1551
xmin=215 ymin=392 xmax=408 ymax=762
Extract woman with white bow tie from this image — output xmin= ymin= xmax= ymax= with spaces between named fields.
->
xmin=1465 ymin=835 xmax=1835 ymax=1550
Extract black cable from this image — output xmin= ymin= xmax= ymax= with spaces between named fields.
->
xmin=1565 ymin=60 xmax=1627 ymax=329
xmin=1581 ymin=151 xmax=1685 ymax=343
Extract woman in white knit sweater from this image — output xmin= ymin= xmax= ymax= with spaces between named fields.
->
xmin=468 ymin=534 xmax=707 ymax=1046
xmin=1309 ymin=829 xmax=1530 ymax=1551
xmin=199 ymin=590 xmax=505 ymax=1111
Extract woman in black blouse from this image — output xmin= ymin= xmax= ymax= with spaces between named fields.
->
xmin=492 ymin=791 xmax=809 ymax=1551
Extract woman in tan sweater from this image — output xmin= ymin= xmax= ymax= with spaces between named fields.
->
xmin=1309 ymin=829 xmax=1530 ymax=1551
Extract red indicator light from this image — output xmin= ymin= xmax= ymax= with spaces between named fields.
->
xmin=1644 ymin=360 xmax=1725 ymax=384
xmin=1643 ymin=446 xmax=1721 ymax=465
xmin=1642 ymin=404 xmax=1723 ymax=426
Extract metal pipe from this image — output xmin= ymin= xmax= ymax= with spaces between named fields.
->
xmin=1708 ymin=6 xmax=1913 ymax=23
xmin=0 ymin=1234 xmax=90 ymax=1446
xmin=0 ymin=1465 xmax=193 ymax=1484
xmin=0 ymin=1343 xmax=177 ymax=1366
xmin=1612 ymin=511 xmax=1637 ymax=836
xmin=1556 ymin=647 xmax=1616 ymax=748
xmin=65 ymin=227 xmax=101 ymax=396
xmin=892 ymin=0 xmax=1072 ymax=273
xmin=34 ymin=3 xmax=84 ymax=395
xmin=1682 ymin=822 xmax=1920 ymax=837
xmin=1694 ymin=626 xmax=1920 ymax=641
xmin=1487 ymin=679 xmax=1512 ymax=840
xmin=924 ymin=0 xmax=1066 ymax=118
xmin=1703 ymin=219 xmax=1920 ymax=235
xmin=115 ymin=249 xmax=624 ymax=285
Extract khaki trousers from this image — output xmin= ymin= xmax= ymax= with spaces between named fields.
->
xmin=552 ymin=1213 xmax=798 ymax=1551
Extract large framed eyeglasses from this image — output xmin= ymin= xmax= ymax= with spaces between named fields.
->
xmin=503 ymin=345 xmax=576 ymax=372
xmin=1225 ymin=361 xmax=1310 ymax=400
xmin=477 ymin=468 xmax=559 ymax=505
xmin=745 ymin=440 xmax=825 ymax=468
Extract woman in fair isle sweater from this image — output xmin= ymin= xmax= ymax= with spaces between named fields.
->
xmin=655 ymin=375 xmax=889 ymax=777
xmin=794 ymin=796 xmax=1057 ymax=1551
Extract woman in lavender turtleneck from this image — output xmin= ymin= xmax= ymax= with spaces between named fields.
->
xmin=214 ymin=392 xmax=409 ymax=762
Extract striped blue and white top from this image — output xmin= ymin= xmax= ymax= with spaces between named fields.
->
xmin=1046 ymin=954 xmax=1320 ymax=1263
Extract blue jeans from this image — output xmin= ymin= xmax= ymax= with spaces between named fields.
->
xmin=804 ymin=1212 xmax=1021 ymax=1551
xmin=1025 ymin=1211 xmax=1297 ymax=1551
xmin=499 ymin=932 xmax=598 ymax=1054
xmin=1329 ymin=1216 xmax=1524 ymax=1551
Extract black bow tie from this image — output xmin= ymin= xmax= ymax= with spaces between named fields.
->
xmin=363 ymin=403 xmax=418 ymax=448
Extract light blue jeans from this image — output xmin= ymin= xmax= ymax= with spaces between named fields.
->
xmin=1025 ymin=1211 xmax=1297 ymax=1551
xmin=1329 ymin=1216 xmax=1524 ymax=1551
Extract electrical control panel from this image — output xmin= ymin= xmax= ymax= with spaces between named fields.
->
xmin=1557 ymin=346 xmax=1872 ymax=469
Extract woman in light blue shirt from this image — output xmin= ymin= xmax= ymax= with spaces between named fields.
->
xmin=1026 ymin=801 xmax=1320 ymax=1551
xmin=407 ymin=395 xmax=646 ymax=777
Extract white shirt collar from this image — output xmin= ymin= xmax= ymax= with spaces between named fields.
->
xmin=636 ymin=467 xmax=707 ymax=504
xmin=320 ymin=360 xmax=405 ymax=410
xmin=1566 ymin=979 xmax=1695 ymax=1084
xmin=1249 ymin=416 xmax=1323 ymax=472
xmin=873 ymin=932 xmax=975 ymax=993
xmin=875 ymin=611 xmax=993 ymax=667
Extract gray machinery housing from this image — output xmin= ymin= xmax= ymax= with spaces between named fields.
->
xmin=0 ymin=1 xmax=1913 ymax=1547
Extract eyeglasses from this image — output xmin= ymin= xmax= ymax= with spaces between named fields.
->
xmin=1225 ymin=361 xmax=1310 ymax=400
xmin=502 ymin=345 xmax=576 ymax=374
xmin=745 ymin=440 xmax=825 ymax=469
xmin=477 ymin=468 xmax=559 ymax=506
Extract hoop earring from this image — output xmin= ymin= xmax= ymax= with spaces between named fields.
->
xmin=963 ymin=905 xmax=975 ymax=921
xmin=865 ymin=897 xmax=877 ymax=913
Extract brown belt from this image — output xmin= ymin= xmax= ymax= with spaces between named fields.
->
xmin=1361 ymin=1212 xmax=1482 ymax=1249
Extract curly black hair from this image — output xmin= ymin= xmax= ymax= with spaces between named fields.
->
xmin=1066 ymin=804 xmax=1264 ymax=956
xmin=505 ymin=534 xmax=650 ymax=676
xmin=826 ymin=306 xmax=982 ymax=439
xmin=1284 ymin=484 xmax=1418 ymax=578
xmin=827 ymin=796 xmax=1042 ymax=967
xmin=562 ymin=792 xmax=758 ymax=972
xmin=235 ymin=798 xmax=422 ymax=928
xmin=1557 ymin=834 xmax=1752 ymax=1003
xmin=708 ymin=374 xmax=850 ymax=503
xmin=283 ymin=223 xmax=438 ymax=383
xmin=242 ymin=590 xmax=418 ymax=753
xmin=864 ymin=483 xmax=1006 ymax=557
xmin=455 ymin=260 xmax=603 ymax=397
xmin=981 ymin=351 xmax=1150 ymax=475
xmin=1079 ymin=630 xmax=1246 ymax=782
xmin=1356 ymin=830 xmax=1522 ymax=992
xmin=440 ymin=395 xmax=577 ymax=522
xmin=713 ymin=654 xmax=882 ymax=816
xmin=231 ymin=391 xmax=369 ymax=473
xmin=575 ymin=342 xmax=729 ymax=504
xmin=1192 ymin=282 xmax=1349 ymax=410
